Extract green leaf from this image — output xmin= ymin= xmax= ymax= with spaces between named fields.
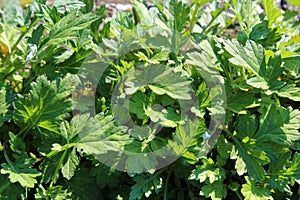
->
xmin=169 ymin=0 xmax=190 ymax=32
xmin=189 ymin=158 xmax=226 ymax=183
xmin=53 ymin=0 xmax=85 ymax=13
xmin=246 ymin=77 xmax=269 ymax=90
xmin=78 ymin=114 xmax=129 ymax=155
xmin=1 ymin=155 xmax=41 ymax=188
xmin=286 ymin=152 xmax=300 ymax=181
xmin=65 ymin=167 xmax=102 ymax=200
xmin=40 ymin=153 xmax=63 ymax=183
xmin=234 ymin=143 xmax=269 ymax=182
xmin=125 ymin=150 xmax=158 ymax=174
xmin=236 ymin=113 xmax=258 ymax=139
xmin=8 ymin=132 xmax=25 ymax=155
xmin=249 ymin=21 xmax=282 ymax=47
xmin=286 ymin=0 xmax=300 ymax=7
xmin=40 ymin=11 xmax=99 ymax=47
xmin=129 ymin=90 xmax=149 ymax=120
xmin=62 ymin=148 xmax=79 ymax=180
xmin=186 ymin=40 xmax=218 ymax=73
xmin=255 ymin=104 xmax=300 ymax=146
xmin=224 ymin=41 xmax=284 ymax=90
xmin=35 ymin=185 xmax=71 ymax=200
xmin=40 ymin=115 xmax=85 ymax=183
xmin=124 ymin=65 xmax=193 ymax=100
xmin=191 ymin=0 xmax=212 ymax=7
xmin=266 ymin=147 xmax=291 ymax=192
xmin=263 ymin=0 xmax=282 ymax=28
xmin=278 ymin=84 xmax=300 ymax=101
xmin=224 ymin=39 xmax=264 ymax=78
xmin=241 ymin=176 xmax=273 ymax=200
xmin=169 ymin=120 xmax=199 ymax=156
xmin=0 ymin=174 xmax=25 ymax=199
xmin=263 ymin=55 xmax=284 ymax=89
xmin=226 ymin=87 xmax=258 ymax=113
xmin=145 ymin=105 xmax=181 ymax=128
xmin=148 ymin=70 xmax=193 ymax=100
xmin=186 ymin=40 xmax=226 ymax=117
xmin=131 ymin=0 xmax=155 ymax=26
xmin=200 ymin=181 xmax=227 ymax=200
xmin=129 ymin=174 xmax=163 ymax=200
xmin=13 ymin=74 xmax=77 ymax=134
xmin=0 ymin=23 xmax=18 ymax=55
xmin=95 ymin=164 xmax=122 ymax=189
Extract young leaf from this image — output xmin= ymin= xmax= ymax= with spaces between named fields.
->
xmin=223 ymin=39 xmax=264 ymax=78
xmin=40 ymin=11 xmax=99 ymax=47
xmin=13 ymin=75 xmax=77 ymax=134
xmin=131 ymin=0 xmax=154 ymax=26
xmin=263 ymin=0 xmax=282 ymax=28
xmin=0 ymin=23 xmax=18 ymax=55
xmin=61 ymin=148 xmax=79 ymax=180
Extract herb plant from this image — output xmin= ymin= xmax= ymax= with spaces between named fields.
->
xmin=0 ymin=0 xmax=300 ymax=199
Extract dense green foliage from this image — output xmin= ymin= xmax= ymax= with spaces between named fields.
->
xmin=0 ymin=0 xmax=300 ymax=199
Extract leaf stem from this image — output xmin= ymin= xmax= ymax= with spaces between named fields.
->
xmin=4 ymin=150 xmax=15 ymax=167
xmin=202 ymin=7 xmax=226 ymax=35
xmin=189 ymin=3 xmax=201 ymax=32
xmin=9 ymin=16 xmax=41 ymax=59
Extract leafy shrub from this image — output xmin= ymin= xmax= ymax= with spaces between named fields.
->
xmin=0 ymin=0 xmax=300 ymax=199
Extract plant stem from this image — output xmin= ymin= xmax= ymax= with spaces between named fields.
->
xmin=163 ymin=165 xmax=173 ymax=200
xmin=189 ymin=3 xmax=201 ymax=32
xmin=233 ymin=189 xmax=243 ymax=200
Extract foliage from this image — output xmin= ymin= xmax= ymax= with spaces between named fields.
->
xmin=0 ymin=0 xmax=300 ymax=199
